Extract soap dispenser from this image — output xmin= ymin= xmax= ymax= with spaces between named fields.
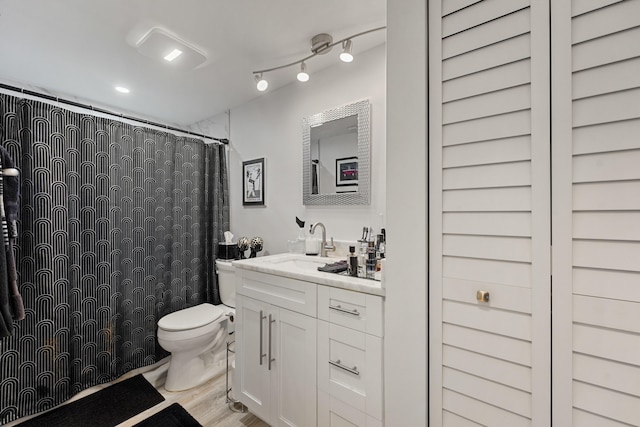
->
xmin=305 ymin=224 xmax=320 ymax=256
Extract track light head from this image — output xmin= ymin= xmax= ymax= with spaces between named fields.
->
xmin=339 ymin=40 xmax=354 ymax=63
xmin=255 ymin=73 xmax=268 ymax=91
xmin=297 ymin=62 xmax=310 ymax=82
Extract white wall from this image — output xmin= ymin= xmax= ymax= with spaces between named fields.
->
xmin=213 ymin=44 xmax=386 ymax=255
xmin=385 ymin=0 xmax=428 ymax=426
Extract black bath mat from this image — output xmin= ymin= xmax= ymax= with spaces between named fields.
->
xmin=17 ymin=374 xmax=164 ymax=427
xmin=133 ymin=403 xmax=202 ymax=427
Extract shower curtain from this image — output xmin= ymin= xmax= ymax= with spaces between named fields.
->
xmin=0 ymin=94 xmax=229 ymax=424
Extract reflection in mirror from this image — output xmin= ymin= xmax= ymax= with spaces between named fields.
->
xmin=303 ymin=100 xmax=370 ymax=205
xmin=310 ymin=115 xmax=358 ymax=195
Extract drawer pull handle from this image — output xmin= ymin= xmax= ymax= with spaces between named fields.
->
xmin=268 ymin=314 xmax=275 ymax=371
xmin=259 ymin=310 xmax=267 ymax=365
xmin=329 ymin=359 xmax=360 ymax=376
xmin=329 ymin=304 xmax=360 ymax=317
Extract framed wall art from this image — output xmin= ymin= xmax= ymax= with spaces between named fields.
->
xmin=243 ymin=157 xmax=265 ymax=206
xmin=335 ymin=156 xmax=358 ymax=187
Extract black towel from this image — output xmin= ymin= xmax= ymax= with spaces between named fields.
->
xmin=0 ymin=145 xmax=20 ymax=229
xmin=0 ymin=156 xmax=12 ymax=338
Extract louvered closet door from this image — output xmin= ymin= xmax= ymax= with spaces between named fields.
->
xmin=552 ymin=1 xmax=640 ymax=426
xmin=429 ymin=1 xmax=551 ymax=425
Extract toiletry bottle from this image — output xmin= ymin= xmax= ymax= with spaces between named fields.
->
xmin=348 ymin=246 xmax=358 ymax=277
xmin=366 ymin=241 xmax=377 ymax=279
xmin=357 ymin=240 xmax=368 ymax=278
xmin=376 ymin=229 xmax=386 ymax=271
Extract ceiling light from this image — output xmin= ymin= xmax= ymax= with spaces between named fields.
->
xmin=115 ymin=86 xmax=130 ymax=94
xmin=255 ymin=74 xmax=268 ymax=92
xmin=135 ymin=27 xmax=207 ymax=70
xmin=164 ymin=48 xmax=183 ymax=61
xmin=339 ymin=40 xmax=354 ymax=63
xmin=251 ymin=26 xmax=385 ymax=92
xmin=297 ymin=62 xmax=310 ymax=82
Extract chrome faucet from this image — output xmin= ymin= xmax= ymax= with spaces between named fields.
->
xmin=310 ymin=222 xmax=335 ymax=257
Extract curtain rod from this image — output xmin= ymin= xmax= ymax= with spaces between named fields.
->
xmin=0 ymin=83 xmax=229 ymax=145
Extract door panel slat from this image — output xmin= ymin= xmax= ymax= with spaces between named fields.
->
xmin=443 ymin=34 xmax=531 ymax=81
xmin=572 ymin=26 xmax=640 ymax=72
xmin=572 ymin=1 xmax=640 ymax=44
xmin=443 ymin=300 xmax=532 ymax=339
xmin=443 ymin=59 xmax=531 ymax=102
xmin=574 ymin=353 xmax=640 ymax=398
xmin=444 ymin=345 xmax=532 ymax=392
xmin=573 ymin=149 xmax=640 ymax=183
xmin=443 ymin=323 xmax=532 ymax=366
xmin=443 ymin=389 xmax=531 ymax=427
xmin=443 ymin=212 xmax=531 ymax=237
xmin=572 ymin=57 xmax=640 ymax=100
xmin=443 ymin=234 xmax=531 ymax=263
xmin=443 ymin=8 xmax=531 ymax=59
xmin=443 ymin=85 xmax=531 ymax=125
xmin=442 ymin=0 xmax=530 ymax=37
xmin=443 ymin=367 xmax=532 ymax=417
xmin=444 ymin=160 xmax=531 ymax=189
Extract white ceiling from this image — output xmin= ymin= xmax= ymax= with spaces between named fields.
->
xmin=0 ymin=0 xmax=386 ymax=127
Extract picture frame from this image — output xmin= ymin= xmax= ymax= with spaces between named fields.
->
xmin=243 ymin=157 xmax=265 ymax=206
xmin=335 ymin=156 xmax=358 ymax=187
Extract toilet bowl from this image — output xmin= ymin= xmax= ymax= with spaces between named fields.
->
xmin=157 ymin=303 xmax=228 ymax=391
xmin=157 ymin=259 xmax=237 ymax=391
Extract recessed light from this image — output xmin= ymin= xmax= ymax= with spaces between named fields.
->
xmin=115 ymin=86 xmax=130 ymax=94
xmin=164 ymin=49 xmax=183 ymax=62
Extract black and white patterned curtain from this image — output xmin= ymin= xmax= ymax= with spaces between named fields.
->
xmin=0 ymin=94 xmax=229 ymax=424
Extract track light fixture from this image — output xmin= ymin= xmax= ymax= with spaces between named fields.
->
xmin=297 ymin=62 xmax=310 ymax=82
xmin=252 ymin=26 xmax=385 ymax=91
xmin=339 ymin=40 xmax=354 ymax=63
xmin=255 ymin=73 xmax=268 ymax=92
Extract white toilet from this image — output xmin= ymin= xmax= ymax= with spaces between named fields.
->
xmin=157 ymin=259 xmax=236 ymax=391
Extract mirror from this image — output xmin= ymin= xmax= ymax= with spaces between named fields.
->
xmin=302 ymin=100 xmax=370 ymax=205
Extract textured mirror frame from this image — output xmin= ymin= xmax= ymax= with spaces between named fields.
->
xmin=302 ymin=99 xmax=371 ymax=205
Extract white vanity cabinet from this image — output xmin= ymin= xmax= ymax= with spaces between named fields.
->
xmin=233 ymin=255 xmax=385 ymax=427
xmin=235 ymin=270 xmax=318 ymax=427
xmin=317 ymin=286 xmax=384 ymax=427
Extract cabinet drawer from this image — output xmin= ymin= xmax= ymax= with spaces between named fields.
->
xmin=318 ymin=321 xmax=383 ymax=422
xmin=318 ymin=390 xmax=383 ymax=427
xmin=318 ymin=285 xmax=383 ymax=337
xmin=236 ymin=269 xmax=317 ymax=317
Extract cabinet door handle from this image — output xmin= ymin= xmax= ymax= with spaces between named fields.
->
xmin=329 ymin=304 xmax=360 ymax=317
xmin=329 ymin=359 xmax=360 ymax=376
xmin=259 ymin=310 xmax=267 ymax=365
xmin=268 ymin=314 xmax=276 ymax=371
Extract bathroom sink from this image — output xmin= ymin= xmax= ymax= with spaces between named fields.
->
xmin=265 ymin=254 xmax=331 ymax=272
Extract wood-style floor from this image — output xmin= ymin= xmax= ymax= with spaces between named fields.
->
xmin=6 ymin=359 xmax=269 ymax=427
xmin=119 ymin=362 xmax=269 ymax=427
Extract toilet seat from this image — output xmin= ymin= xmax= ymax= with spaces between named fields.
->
xmin=158 ymin=303 xmax=224 ymax=331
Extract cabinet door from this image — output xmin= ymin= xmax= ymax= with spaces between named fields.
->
xmin=551 ymin=2 xmax=640 ymax=425
xmin=428 ymin=0 xmax=551 ymax=425
xmin=235 ymin=295 xmax=271 ymax=423
xmin=271 ymin=307 xmax=317 ymax=427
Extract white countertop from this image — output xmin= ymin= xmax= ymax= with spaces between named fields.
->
xmin=232 ymin=253 xmax=385 ymax=297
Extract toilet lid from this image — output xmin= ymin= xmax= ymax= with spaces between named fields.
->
xmin=158 ymin=303 xmax=224 ymax=331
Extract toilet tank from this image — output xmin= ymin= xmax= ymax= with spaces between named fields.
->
xmin=215 ymin=259 xmax=236 ymax=308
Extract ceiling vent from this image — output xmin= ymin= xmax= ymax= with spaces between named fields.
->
xmin=136 ymin=27 xmax=207 ymax=70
